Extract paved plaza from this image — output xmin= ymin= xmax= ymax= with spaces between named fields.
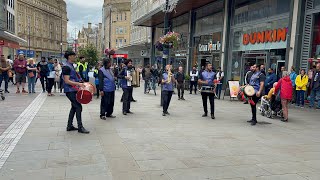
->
xmin=0 ymin=85 xmax=319 ymax=180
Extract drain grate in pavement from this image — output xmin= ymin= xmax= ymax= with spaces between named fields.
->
xmin=0 ymin=93 xmax=47 ymax=169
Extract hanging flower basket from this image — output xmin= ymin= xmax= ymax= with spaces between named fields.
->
xmin=159 ymin=32 xmax=180 ymax=49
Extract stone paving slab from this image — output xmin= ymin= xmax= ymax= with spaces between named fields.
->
xmin=0 ymin=84 xmax=319 ymax=179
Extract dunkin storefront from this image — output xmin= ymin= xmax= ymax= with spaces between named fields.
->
xmin=227 ymin=0 xmax=291 ymax=83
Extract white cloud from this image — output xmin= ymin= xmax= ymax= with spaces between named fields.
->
xmin=65 ymin=0 xmax=103 ymax=37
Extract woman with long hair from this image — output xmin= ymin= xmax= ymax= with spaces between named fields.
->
xmin=27 ymin=58 xmax=37 ymax=93
xmin=53 ymin=59 xmax=62 ymax=93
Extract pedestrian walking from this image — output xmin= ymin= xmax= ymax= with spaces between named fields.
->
xmin=94 ymin=65 xmax=100 ymax=99
xmin=62 ymin=51 xmax=89 ymax=134
xmin=162 ymin=64 xmax=175 ymax=116
xmin=53 ymin=59 xmax=62 ymax=93
xmin=37 ymin=57 xmax=49 ymax=93
xmin=295 ymin=69 xmax=308 ymax=108
xmin=275 ymin=71 xmax=293 ymax=122
xmin=175 ymin=66 xmax=185 ymax=100
xmin=198 ymin=63 xmax=217 ymax=119
xmin=0 ymin=55 xmax=10 ymax=93
xmin=99 ymin=58 xmax=116 ymax=120
xmin=27 ymin=58 xmax=37 ymax=94
xmin=47 ymin=58 xmax=55 ymax=96
xmin=13 ymin=54 xmax=28 ymax=93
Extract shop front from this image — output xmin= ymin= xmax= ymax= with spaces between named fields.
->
xmin=228 ymin=0 xmax=291 ymax=83
xmin=193 ymin=0 xmax=224 ymax=70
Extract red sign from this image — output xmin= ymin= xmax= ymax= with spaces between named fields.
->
xmin=0 ymin=40 xmax=4 ymax=45
xmin=0 ymin=39 xmax=20 ymax=49
xmin=113 ymin=54 xmax=128 ymax=59
xmin=243 ymin=28 xmax=288 ymax=45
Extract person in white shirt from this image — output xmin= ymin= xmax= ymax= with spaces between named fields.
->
xmin=189 ymin=66 xmax=199 ymax=94
xmin=216 ymin=67 xmax=224 ymax=99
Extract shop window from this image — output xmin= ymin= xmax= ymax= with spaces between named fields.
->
xmin=233 ymin=0 xmax=291 ymax=26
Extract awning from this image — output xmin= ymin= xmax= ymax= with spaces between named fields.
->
xmin=117 ymin=43 xmax=151 ymax=52
xmin=0 ymin=31 xmax=27 ymax=44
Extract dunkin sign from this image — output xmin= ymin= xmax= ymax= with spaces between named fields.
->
xmin=243 ymin=28 xmax=288 ymax=45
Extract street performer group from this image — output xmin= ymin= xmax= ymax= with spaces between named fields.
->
xmin=63 ymin=50 xmax=268 ymax=134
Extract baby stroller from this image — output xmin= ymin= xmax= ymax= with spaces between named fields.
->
xmin=0 ymin=89 xmax=5 ymax=100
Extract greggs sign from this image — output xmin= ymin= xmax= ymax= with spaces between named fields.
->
xmin=243 ymin=28 xmax=288 ymax=45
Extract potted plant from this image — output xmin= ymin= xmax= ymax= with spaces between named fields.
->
xmin=184 ymin=74 xmax=190 ymax=90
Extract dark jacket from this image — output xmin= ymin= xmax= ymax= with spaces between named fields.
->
xmin=175 ymin=72 xmax=185 ymax=84
xmin=265 ymin=73 xmax=277 ymax=88
xmin=311 ymin=70 xmax=320 ymax=90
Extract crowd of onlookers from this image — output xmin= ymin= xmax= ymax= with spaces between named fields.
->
xmin=0 ymin=54 xmax=64 ymax=96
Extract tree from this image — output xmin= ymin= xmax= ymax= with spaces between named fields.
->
xmin=77 ymin=44 xmax=99 ymax=69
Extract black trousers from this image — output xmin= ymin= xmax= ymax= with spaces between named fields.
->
xmin=122 ymin=87 xmax=133 ymax=112
xmin=40 ymin=75 xmax=48 ymax=92
xmin=100 ymin=91 xmax=115 ymax=117
xmin=163 ymin=90 xmax=173 ymax=113
xmin=47 ymin=78 xmax=54 ymax=93
xmin=66 ymin=92 xmax=83 ymax=128
xmin=190 ymin=81 xmax=197 ymax=94
xmin=96 ymin=85 xmax=100 ymax=98
xmin=250 ymin=95 xmax=261 ymax=121
xmin=201 ymin=92 xmax=215 ymax=115
xmin=177 ymin=83 xmax=184 ymax=98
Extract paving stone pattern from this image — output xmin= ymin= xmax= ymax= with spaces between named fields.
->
xmin=0 ymin=85 xmax=319 ymax=180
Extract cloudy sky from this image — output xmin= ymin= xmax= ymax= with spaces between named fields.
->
xmin=65 ymin=0 xmax=103 ymax=38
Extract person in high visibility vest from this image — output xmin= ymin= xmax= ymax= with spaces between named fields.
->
xmin=76 ymin=56 xmax=89 ymax=82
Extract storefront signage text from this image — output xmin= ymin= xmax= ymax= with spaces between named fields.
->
xmin=199 ymin=41 xmax=221 ymax=52
xmin=243 ymin=28 xmax=287 ymax=45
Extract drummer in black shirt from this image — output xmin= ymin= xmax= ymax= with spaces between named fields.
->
xmin=247 ymin=64 xmax=265 ymax=126
xmin=62 ymin=51 xmax=89 ymax=134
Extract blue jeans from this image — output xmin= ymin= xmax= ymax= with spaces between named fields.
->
xmin=216 ymin=83 xmax=223 ymax=99
xmin=0 ymin=72 xmax=9 ymax=91
xmin=309 ymin=88 xmax=320 ymax=108
xmin=296 ymin=90 xmax=305 ymax=106
xmin=28 ymin=76 xmax=36 ymax=93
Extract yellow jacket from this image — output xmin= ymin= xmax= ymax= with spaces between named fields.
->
xmin=295 ymin=75 xmax=308 ymax=91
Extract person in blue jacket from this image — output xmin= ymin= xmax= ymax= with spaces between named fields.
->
xmin=289 ymin=66 xmax=298 ymax=103
xmin=264 ymin=68 xmax=277 ymax=95
xmin=99 ymin=58 xmax=116 ymax=119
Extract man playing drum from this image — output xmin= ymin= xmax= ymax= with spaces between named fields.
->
xmin=99 ymin=58 xmax=116 ymax=120
xmin=247 ymin=64 xmax=266 ymax=126
xmin=198 ymin=63 xmax=216 ymax=119
xmin=62 ymin=51 xmax=89 ymax=134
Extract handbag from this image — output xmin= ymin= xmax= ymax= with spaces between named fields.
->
xmin=7 ymin=70 xmax=13 ymax=78
xmin=28 ymin=71 xmax=35 ymax=78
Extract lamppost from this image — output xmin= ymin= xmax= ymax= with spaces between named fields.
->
xmin=28 ymin=17 xmax=31 ymax=58
xmin=160 ymin=0 xmax=179 ymax=106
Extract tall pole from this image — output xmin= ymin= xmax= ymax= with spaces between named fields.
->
xmin=74 ymin=27 xmax=77 ymax=53
xmin=28 ymin=17 xmax=31 ymax=58
xmin=161 ymin=0 xmax=170 ymax=106
xmin=60 ymin=12 xmax=63 ymax=60
xmin=108 ymin=5 xmax=112 ymax=59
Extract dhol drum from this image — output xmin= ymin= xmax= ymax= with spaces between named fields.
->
xmin=243 ymin=85 xmax=255 ymax=97
xmin=76 ymin=82 xmax=96 ymax=104
xmin=201 ymin=86 xmax=216 ymax=94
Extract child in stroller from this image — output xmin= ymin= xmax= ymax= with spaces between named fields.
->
xmin=260 ymin=82 xmax=283 ymax=118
